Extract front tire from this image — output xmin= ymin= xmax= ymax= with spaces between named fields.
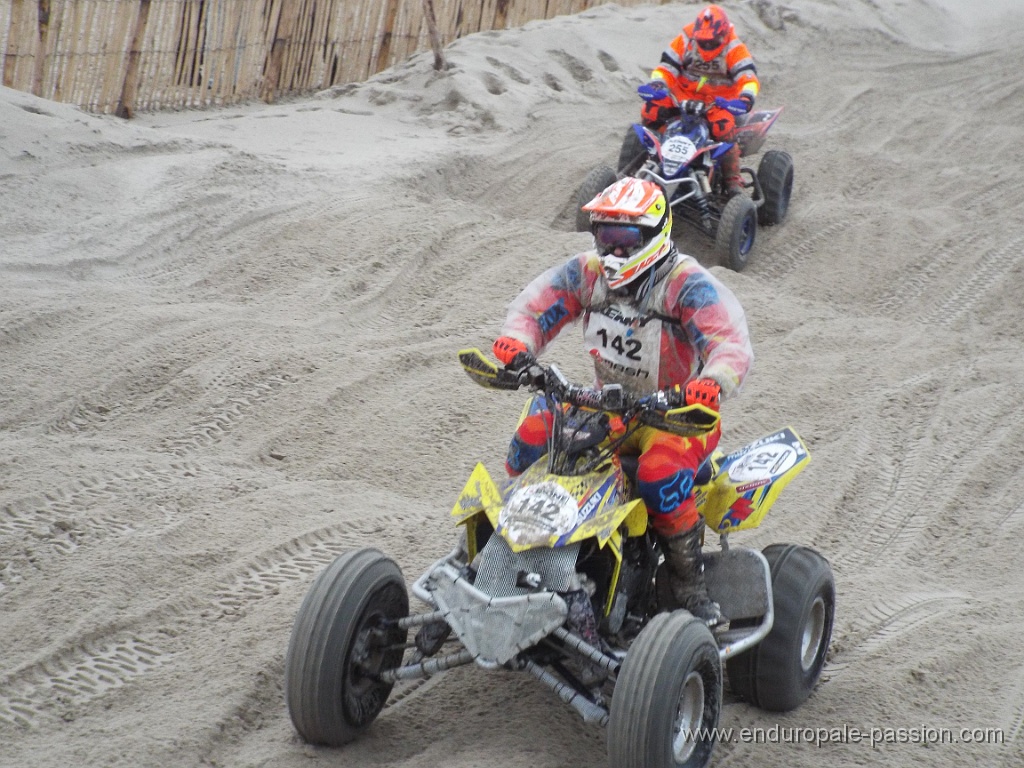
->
xmin=285 ymin=548 xmax=409 ymax=746
xmin=715 ymin=194 xmax=757 ymax=272
xmin=608 ymin=612 xmax=722 ymax=768
xmin=725 ymin=544 xmax=834 ymax=712
xmin=757 ymin=150 xmax=794 ymax=226
xmin=575 ymin=165 xmax=618 ymax=232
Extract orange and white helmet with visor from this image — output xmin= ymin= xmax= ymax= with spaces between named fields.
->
xmin=582 ymin=177 xmax=673 ymax=290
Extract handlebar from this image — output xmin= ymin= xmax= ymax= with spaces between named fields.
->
xmin=637 ymin=83 xmax=706 ymax=117
xmin=457 ymin=347 xmax=719 ymax=435
xmin=550 ymin=366 xmax=623 ymax=411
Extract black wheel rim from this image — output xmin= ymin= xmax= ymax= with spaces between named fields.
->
xmin=342 ymin=582 xmax=407 ymax=727
xmin=738 ymin=210 xmax=756 ymax=255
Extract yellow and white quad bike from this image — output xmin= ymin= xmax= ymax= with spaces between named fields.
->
xmin=284 ymin=349 xmax=835 ymax=768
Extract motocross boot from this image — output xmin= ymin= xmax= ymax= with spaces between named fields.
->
xmin=719 ymin=144 xmax=744 ymax=197
xmin=663 ymin=520 xmax=723 ymax=626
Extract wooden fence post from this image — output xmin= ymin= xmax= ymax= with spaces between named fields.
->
xmin=261 ymin=0 xmax=300 ymax=103
xmin=373 ymin=0 xmax=401 ymax=76
xmin=494 ymin=0 xmax=509 ymax=29
xmin=3 ymin=0 xmax=29 ymax=89
xmin=422 ymin=0 xmax=447 ymax=71
xmin=31 ymin=0 xmax=51 ymax=96
xmin=116 ymin=0 xmax=152 ymax=118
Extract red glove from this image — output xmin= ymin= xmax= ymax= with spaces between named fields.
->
xmin=684 ymin=378 xmax=721 ymax=411
xmin=493 ymin=336 xmax=530 ymax=366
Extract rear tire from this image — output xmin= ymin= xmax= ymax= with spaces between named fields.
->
xmin=617 ymin=126 xmax=647 ymax=175
xmin=757 ymin=150 xmax=794 ymax=226
xmin=608 ymin=611 xmax=722 ymax=768
xmin=285 ymin=548 xmax=409 ymax=746
xmin=575 ymin=165 xmax=618 ymax=232
xmin=715 ymin=194 xmax=757 ymax=272
xmin=725 ymin=544 xmax=834 ymax=712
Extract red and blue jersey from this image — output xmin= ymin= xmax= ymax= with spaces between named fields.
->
xmin=499 ymin=250 xmax=753 ymax=399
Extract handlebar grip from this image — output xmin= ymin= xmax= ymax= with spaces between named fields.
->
xmin=565 ymin=385 xmax=604 ymax=411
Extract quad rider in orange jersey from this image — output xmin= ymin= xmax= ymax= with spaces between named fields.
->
xmin=642 ymin=4 xmax=760 ymax=196
xmin=491 ymin=178 xmax=753 ymax=624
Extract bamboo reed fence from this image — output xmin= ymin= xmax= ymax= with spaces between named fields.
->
xmin=0 ymin=0 xmax=672 ymax=117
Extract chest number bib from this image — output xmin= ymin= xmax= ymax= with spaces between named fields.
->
xmin=584 ymin=307 xmax=663 ymax=380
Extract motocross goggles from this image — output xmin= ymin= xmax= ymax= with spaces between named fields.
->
xmin=696 ymin=38 xmax=723 ymax=51
xmin=593 ymin=223 xmax=646 ymax=254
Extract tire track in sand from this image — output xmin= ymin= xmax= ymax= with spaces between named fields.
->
xmin=0 ymin=521 xmax=400 ymax=729
xmin=823 ymin=591 xmax=968 ymax=679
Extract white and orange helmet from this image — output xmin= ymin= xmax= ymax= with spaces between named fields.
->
xmin=582 ymin=177 xmax=673 ymax=290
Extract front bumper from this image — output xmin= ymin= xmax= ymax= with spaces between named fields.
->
xmin=423 ymin=563 xmax=568 ymax=669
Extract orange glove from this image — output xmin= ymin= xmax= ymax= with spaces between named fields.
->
xmin=684 ymin=378 xmax=721 ymax=411
xmin=493 ymin=336 xmax=531 ymax=367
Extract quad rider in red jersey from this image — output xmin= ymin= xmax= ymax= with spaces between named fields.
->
xmin=491 ymin=178 xmax=753 ymax=624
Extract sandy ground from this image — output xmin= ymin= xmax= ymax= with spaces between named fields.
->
xmin=2 ymin=1 xmax=1024 ymax=766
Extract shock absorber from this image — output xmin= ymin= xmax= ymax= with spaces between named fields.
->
xmin=692 ymin=181 xmax=714 ymax=232
xmin=695 ymin=170 xmax=712 ymax=195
